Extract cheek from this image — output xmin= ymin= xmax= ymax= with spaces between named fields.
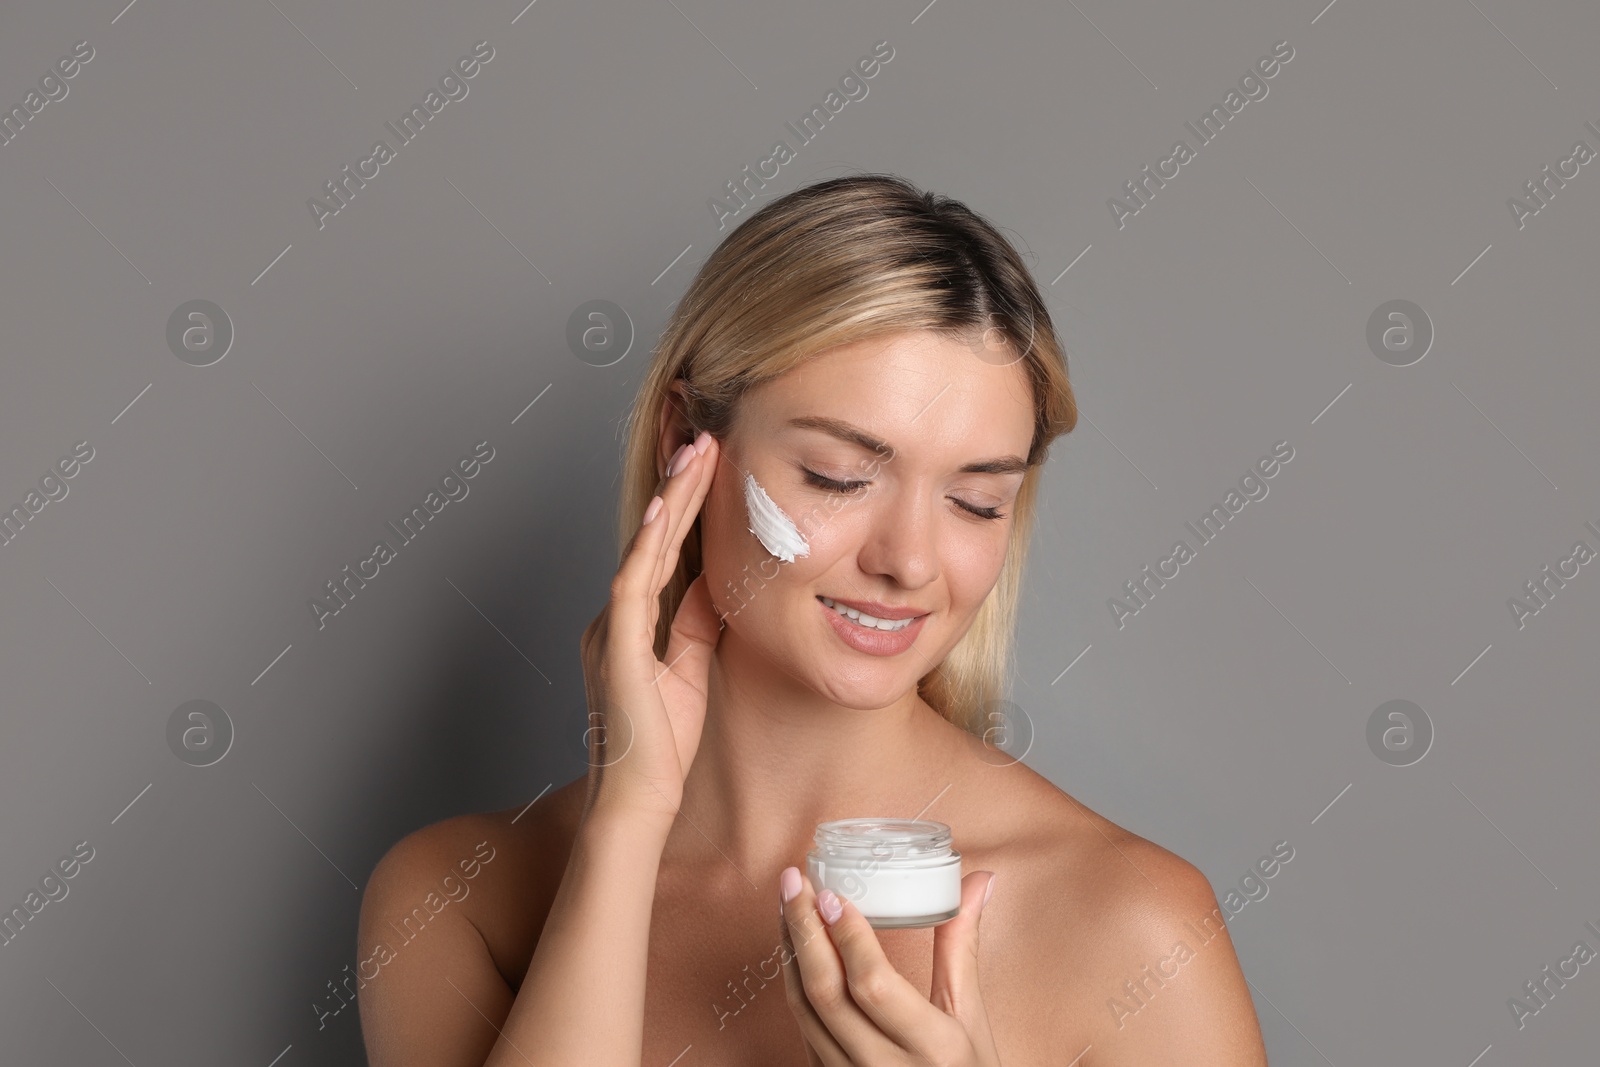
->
xmin=698 ymin=480 xmax=795 ymax=619
xmin=785 ymin=490 xmax=859 ymax=557
xmin=941 ymin=525 xmax=1010 ymax=608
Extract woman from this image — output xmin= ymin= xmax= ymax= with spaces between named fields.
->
xmin=357 ymin=174 xmax=1269 ymax=1065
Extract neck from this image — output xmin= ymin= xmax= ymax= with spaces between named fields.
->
xmin=672 ymin=625 xmax=965 ymax=878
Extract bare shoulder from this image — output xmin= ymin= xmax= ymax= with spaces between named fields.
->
xmin=947 ymin=748 xmax=1266 ymax=1065
xmin=355 ymin=780 xmax=588 ymax=1067
xmin=947 ymin=733 xmax=1206 ymax=904
xmin=365 ymin=809 xmax=510 ymax=893
xmin=1032 ymin=774 xmax=1212 ymax=921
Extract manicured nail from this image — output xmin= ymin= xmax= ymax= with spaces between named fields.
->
xmin=817 ymin=889 xmax=842 ymax=925
xmin=983 ymin=872 xmax=997 ymax=906
xmin=780 ymin=866 xmax=802 ymax=904
xmin=667 ymin=442 xmax=693 ymax=478
xmin=642 ymin=495 xmax=663 ymax=526
xmin=693 ymin=430 xmax=712 ymax=455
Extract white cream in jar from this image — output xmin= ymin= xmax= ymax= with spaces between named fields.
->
xmin=806 ymin=818 xmax=962 ymax=929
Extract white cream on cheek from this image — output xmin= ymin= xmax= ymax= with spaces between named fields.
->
xmin=742 ymin=471 xmax=810 ymax=563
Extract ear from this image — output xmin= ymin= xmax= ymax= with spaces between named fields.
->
xmin=654 ymin=380 xmax=698 ymax=480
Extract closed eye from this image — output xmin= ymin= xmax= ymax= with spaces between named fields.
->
xmin=800 ymin=468 xmax=1006 ymax=521
xmin=802 ymin=468 xmax=869 ymax=493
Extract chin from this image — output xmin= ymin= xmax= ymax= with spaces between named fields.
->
xmin=804 ymin=634 xmax=934 ymax=709
xmin=810 ymin=669 xmax=918 ymax=711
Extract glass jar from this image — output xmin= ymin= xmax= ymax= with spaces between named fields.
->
xmin=806 ymin=818 xmax=962 ymax=929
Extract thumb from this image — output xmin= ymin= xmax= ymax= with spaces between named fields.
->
xmin=664 ymin=572 xmax=724 ymax=667
xmin=929 ymin=870 xmax=996 ymax=1020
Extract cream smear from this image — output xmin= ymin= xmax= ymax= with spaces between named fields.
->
xmin=742 ymin=471 xmax=810 ymax=563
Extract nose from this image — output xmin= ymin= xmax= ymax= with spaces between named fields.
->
xmin=856 ymin=482 xmax=940 ymax=590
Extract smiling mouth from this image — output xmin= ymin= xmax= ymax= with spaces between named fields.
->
xmin=817 ymin=595 xmax=926 ymax=632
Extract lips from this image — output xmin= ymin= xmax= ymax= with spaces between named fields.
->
xmin=817 ymin=595 xmax=929 ymax=656
xmin=816 ymin=595 xmax=928 ymax=624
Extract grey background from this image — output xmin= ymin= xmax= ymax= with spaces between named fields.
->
xmin=1 ymin=0 xmax=1596 ymax=1063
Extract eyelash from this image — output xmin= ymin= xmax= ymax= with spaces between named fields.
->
xmin=801 ymin=468 xmax=1006 ymax=521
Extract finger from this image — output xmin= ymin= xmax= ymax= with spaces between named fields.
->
xmin=617 ymin=435 xmax=700 ymax=601
xmin=615 ymin=434 xmax=711 ymax=646
xmin=650 ymin=432 xmax=711 ymax=522
xmin=661 ymin=572 xmax=722 ymax=685
xmin=777 ymin=872 xmax=850 ymax=1066
xmin=652 ymin=574 xmax=720 ymax=778
xmin=671 ymin=569 xmax=723 ymax=643
xmin=821 ymin=889 xmax=958 ymax=1060
xmin=642 ymin=443 xmax=690 ymax=636
xmin=607 ymin=490 xmax=672 ymax=647
xmin=929 ymin=871 xmax=998 ymax=1032
xmin=649 ymin=434 xmax=717 ymax=617
xmin=780 ymin=867 xmax=899 ymax=1063
xmin=640 ymin=434 xmax=711 ymax=634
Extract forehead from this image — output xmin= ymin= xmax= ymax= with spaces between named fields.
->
xmin=740 ymin=330 xmax=1034 ymax=452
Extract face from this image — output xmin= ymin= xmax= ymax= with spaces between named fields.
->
xmin=696 ymin=329 xmax=1035 ymax=709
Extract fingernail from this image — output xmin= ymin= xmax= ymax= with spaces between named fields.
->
xmin=817 ymin=889 xmax=842 ymax=925
xmin=780 ymin=866 xmax=802 ymax=904
xmin=693 ymin=430 xmax=712 ymax=455
xmin=667 ymin=442 xmax=693 ymax=478
xmin=983 ymin=873 xmax=997 ymax=907
xmin=642 ymin=495 xmax=663 ymax=526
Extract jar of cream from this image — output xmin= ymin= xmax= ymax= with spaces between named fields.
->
xmin=806 ymin=818 xmax=962 ymax=929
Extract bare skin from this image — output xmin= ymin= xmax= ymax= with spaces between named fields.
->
xmin=357 ymin=331 xmax=1269 ymax=1066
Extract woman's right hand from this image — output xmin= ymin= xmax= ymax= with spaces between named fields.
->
xmin=579 ymin=430 xmax=724 ymax=827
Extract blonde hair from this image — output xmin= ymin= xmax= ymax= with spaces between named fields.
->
xmin=616 ymin=173 xmax=1077 ymax=736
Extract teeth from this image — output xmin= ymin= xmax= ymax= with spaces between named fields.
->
xmin=820 ymin=596 xmax=917 ymax=632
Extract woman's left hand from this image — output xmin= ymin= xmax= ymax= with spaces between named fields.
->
xmin=777 ymin=866 xmax=1003 ymax=1066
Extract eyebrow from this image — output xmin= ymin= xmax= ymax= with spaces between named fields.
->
xmin=787 ymin=415 xmax=1028 ymax=475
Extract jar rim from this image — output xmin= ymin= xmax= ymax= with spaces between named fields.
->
xmin=813 ymin=818 xmax=953 ymax=855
